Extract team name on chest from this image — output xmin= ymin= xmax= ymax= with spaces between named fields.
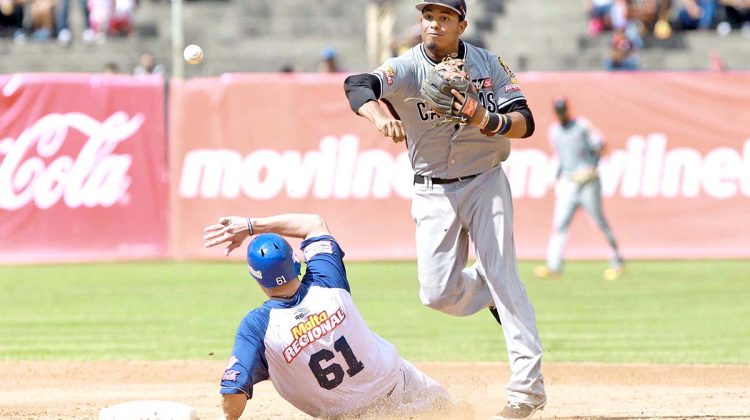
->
xmin=415 ymin=78 xmax=499 ymax=121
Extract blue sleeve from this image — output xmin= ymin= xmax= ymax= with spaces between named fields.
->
xmin=220 ymin=308 xmax=270 ymax=399
xmin=300 ymin=235 xmax=350 ymax=293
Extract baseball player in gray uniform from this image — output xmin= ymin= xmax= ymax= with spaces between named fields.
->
xmin=344 ymin=1 xmax=546 ymax=418
xmin=534 ymin=97 xmax=624 ymax=281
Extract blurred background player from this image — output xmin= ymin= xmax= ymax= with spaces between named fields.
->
xmin=534 ymin=97 xmax=624 ymax=281
xmin=203 ymin=213 xmax=451 ymax=420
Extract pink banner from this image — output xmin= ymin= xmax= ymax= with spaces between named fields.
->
xmin=0 ymin=74 xmax=168 ymax=263
xmin=170 ymin=73 xmax=750 ymax=261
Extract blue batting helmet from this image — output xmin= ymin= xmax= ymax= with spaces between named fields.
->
xmin=246 ymin=233 xmax=301 ymax=288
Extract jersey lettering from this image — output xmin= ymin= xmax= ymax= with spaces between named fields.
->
xmin=416 ymin=102 xmax=440 ymax=121
xmin=479 ymin=91 xmax=498 ymax=113
xmin=308 ymin=336 xmax=365 ymax=390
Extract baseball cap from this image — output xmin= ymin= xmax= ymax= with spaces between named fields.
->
xmin=553 ymin=96 xmax=568 ymax=112
xmin=415 ymin=0 xmax=467 ymax=20
xmin=246 ymin=233 xmax=302 ymax=289
xmin=321 ymin=47 xmax=337 ymax=61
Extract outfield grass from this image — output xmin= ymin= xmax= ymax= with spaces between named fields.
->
xmin=0 ymin=260 xmax=748 ymax=364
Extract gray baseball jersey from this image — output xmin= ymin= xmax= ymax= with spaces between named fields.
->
xmin=370 ymin=40 xmax=547 ymax=406
xmin=371 ymin=40 xmax=523 ymax=179
xmin=548 ymin=118 xmax=603 ymax=176
xmin=546 ymin=118 xmax=622 ymax=272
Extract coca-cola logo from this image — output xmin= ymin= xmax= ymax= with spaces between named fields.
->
xmin=0 ymin=112 xmax=144 ymax=210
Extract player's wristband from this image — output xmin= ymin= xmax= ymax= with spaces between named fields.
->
xmin=246 ymin=218 xmax=254 ymax=235
xmin=480 ymin=113 xmax=513 ymax=136
xmin=498 ymin=114 xmax=512 ymax=135
xmin=477 ymin=110 xmax=491 ymax=130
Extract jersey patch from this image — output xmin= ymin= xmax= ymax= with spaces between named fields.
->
xmin=505 ymin=77 xmax=521 ymax=93
xmin=374 ymin=65 xmax=395 ymax=86
xmin=222 ymin=370 xmax=241 ymax=381
xmin=283 ymin=307 xmax=347 ymax=363
xmin=472 ymin=78 xmax=493 ymax=90
xmin=304 ymin=241 xmax=334 ymax=260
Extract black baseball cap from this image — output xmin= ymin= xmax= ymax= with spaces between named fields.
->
xmin=415 ymin=0 xmax=467 ymax=20
xmin=553 ymin=96 xmax=568 ymax=112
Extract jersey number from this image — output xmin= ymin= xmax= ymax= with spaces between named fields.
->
xmin=308 ymin=336 xmax=365 ymax=390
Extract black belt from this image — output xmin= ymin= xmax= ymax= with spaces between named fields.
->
xmin=414 ymin=173 xmax=480 ymax=185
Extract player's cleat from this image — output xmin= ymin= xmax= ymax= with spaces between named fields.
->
xmin=603 ymin=267 xmax=624 ymax=281
xmin=532 ymin=266 xmax=560 ymax=279
xmin=489 ymin=305 xmax=502 ymax=326
xmin=494 ymin=399 xmax=546 ymax=419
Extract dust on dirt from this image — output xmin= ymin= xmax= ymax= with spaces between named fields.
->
xmin=1 ymin=361 xmax=749 ymax=419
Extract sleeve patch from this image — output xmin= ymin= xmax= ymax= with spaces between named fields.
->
xmin=505 ymin=77 xmax=521 ymax=93
xmin=373 ymin=64 xmax=395 ymax=86
xmin=303 ymin=241 xmax=334 ymax=260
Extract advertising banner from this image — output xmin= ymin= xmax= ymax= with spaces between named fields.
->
xmin=170 ymin=73 xmax=750 ymax=260
xmin=0 ymin=74 xmax=168 ymax=263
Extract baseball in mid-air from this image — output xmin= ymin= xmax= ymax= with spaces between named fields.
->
xmin=183 ymin=44 xmax=204 ymax=65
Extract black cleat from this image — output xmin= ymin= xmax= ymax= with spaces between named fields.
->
xmin=489 ymin=306 xmax=502 ymax=326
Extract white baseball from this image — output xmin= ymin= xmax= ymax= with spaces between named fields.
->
xmin=183 ymin=44 xmax=204 ymax=65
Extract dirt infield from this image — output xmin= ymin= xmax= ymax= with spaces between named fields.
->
xmin=1 ymin=361 xmax=749 ymax=419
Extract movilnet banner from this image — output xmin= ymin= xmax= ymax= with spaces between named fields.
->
xmin=170 ymin=73 xmax=750 ymax=261
xmin=0 ymin=74 xmax=168 ymax=263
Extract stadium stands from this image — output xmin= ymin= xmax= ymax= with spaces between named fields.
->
xmin=0 ymin=0 xmax=747 ymax=75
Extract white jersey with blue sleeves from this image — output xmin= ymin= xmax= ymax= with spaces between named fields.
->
xmin=371 ymin=40 xmax=525 ymax=179
xmin=220 ymin=235 xmax=401 ymax=418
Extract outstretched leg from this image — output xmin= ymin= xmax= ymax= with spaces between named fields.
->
xmin=580 ymin=179 xmax=623 ymax=268
xmin=412 ymin=183 xmax=494 ymax=316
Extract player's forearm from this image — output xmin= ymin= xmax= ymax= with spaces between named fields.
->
xmin=504 ymin=111 xmax=530 ymax=138
xmin=221 ymin=394 xmax=247 ymax=420
xmin=356 ymin=100 xmax=391 ymax=125
xmin=250 ymin=214 xmax=330 ymax=240
xmin=472 ymin=109 xmax=533 ymax=139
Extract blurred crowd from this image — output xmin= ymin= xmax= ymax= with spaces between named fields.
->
xmin=0 ymin=0 xmax=137 ymax=44
xmin=588 ymin=0 xmax=748 ymax=70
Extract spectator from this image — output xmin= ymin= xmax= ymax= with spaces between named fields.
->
xmin=108 ymin=0 xmax=134 ymax=36
xmin=0 ymin=0 xmax=24 ymax=39
xmin=605 ymin=27 xmax=639 ymax=70
xmin=55 ymin=0 xmax=94 ymax=45
xmin=104 ymin=61 xmax=119 ymax=73
xmin=133 ymin=52 xmax=165 ymax=76
xmin=317 ymin=47 xmax=345 ymax=73
xmin=28 ymin=0 xmax=56 ymax=40
xmin=626 ymin=0 xmax=673 ymax=39
xmin=88 ymin=0 xmax=111 ymax=42
xmin=588 ymin=0 xmax=615 ymax=35
xmin=720 ymin=0 xmax=750 ymax=29
xmin=678 ymin=0 xmax=718 ymax=29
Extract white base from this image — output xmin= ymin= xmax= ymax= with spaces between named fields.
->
xmin=98 ymin=400 xmax=197 ymax=420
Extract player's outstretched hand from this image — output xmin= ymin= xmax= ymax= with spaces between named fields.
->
xmin=203 ymin=216 xmax=251 ymax=256
xmin=374 ymin=116 xmax=406 ymax=143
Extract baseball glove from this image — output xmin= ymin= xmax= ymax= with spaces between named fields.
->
xmin=570 ymin=168 xmax=599 ymax=185
xmin=420 ymin=57 xmax=479 ymax=126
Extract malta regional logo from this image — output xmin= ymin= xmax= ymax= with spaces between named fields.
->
xmin=283 ymin=307 xmax=347 ymax=363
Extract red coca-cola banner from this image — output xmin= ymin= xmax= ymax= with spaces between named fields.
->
xmin=0 ymin=74 xmax=168 ymax=263
xmin=170 ymin=73 xmax=750 ymax=261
